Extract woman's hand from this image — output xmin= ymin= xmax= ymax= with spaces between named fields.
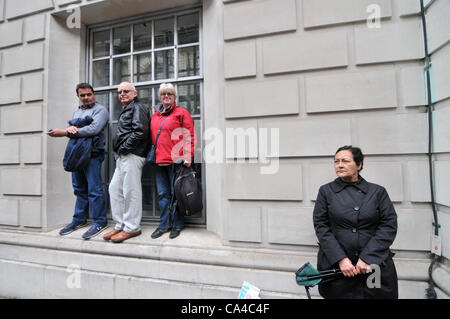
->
xmin=338 ymin=258 xmax=372 ymax=277
xmin=338 ymin=258 xmax=358 ymax=277
xmin=355 ymin=258 xmax=371 ymax=274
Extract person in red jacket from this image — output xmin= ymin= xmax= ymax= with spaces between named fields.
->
xmin=150 ymin=83 xmax=196 ymax=239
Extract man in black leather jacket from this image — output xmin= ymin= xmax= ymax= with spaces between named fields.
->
xmin=103 ymin=82 xmax=150 ymax=243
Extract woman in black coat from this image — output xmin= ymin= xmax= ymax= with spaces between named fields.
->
xmin=313 ymin=145 xmax=398 ymax=299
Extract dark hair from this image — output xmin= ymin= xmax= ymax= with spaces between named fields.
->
xmin=335 ymin=145 xmax=364 ymax=171
xmin=76 ymin=83 xmax=94 ymax=95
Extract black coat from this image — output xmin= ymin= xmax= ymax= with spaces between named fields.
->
xmin=313 ymin=176 xmax=398 ymax=299
xmin=113 ymin=101 xmax=150 ymax=158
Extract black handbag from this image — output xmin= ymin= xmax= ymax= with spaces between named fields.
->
xmin=146 ymin=116 xmax=168 ymax=164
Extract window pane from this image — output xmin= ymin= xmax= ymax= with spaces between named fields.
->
xmin=108 ymin=121 xmax=117 ymax=183
xmin=177 ymin=82 xmax=200 ymax=115
xmin=154 ymin=17 xmax=174 ymax=48
xmin=134 ymin=53 xmax=152 ymax=83
xmin=89 ymin=10 xmax=204 ymax=225
xmin=133 ymin=22 xmax=152 ymax=51
xmin=142 ymin=165 xmax=156 ymax=214
xmin=178 ymin=46 xmax=200 ymax=77
xmin=155 ymin=50 xmax=174 ymax=80
xmin=178 ymin=13 xmax=199 ymax=45
xmin=112 ymin=93 xmax=123 ymax=121
xmin=93 ymin=30 xmax=110 ymax=58
xmin=95 ymin=91 xmax=110 ymax=109
xmin=94 ymin=91 xmax=110 ymax=162
xmin=93 ymin=59 xmax=110 ymax=87
xmin=137 ymin=87 xmax=153 ymax=111
xmin=113 ymin=56 xmax=131 ymax=85
xmin=113 ymin=25 xmax=131 ymax=55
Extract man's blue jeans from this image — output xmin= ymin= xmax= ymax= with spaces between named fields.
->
xmin=155 ymin=164 xmax=184 ymax=230
xmin=71 ymin=152 xmax=107 ymax=227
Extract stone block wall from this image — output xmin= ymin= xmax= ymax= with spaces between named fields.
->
xmin=0 ymin=0 xmax=448 ymax=260
xmin=0 ymin=0 xmax=97 ymax=230
xmin=220 ymin=0 xmax=448 ymax=261
xmin=0 ymin=0 xmax=448 ymax=300
xmin=0 ymin=0 xmax=51 ymax=229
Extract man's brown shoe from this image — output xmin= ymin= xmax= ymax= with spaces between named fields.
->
xmin=103 ymin=229 xmax=122 ymax=241
xmin=111 ymin=230 xmax=142 ymax=243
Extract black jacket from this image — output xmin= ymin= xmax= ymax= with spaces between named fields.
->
xmin=113 ymin=101 xmax=150 ymax=158
xmin=313 ymin=176 xmax=398 ymax=299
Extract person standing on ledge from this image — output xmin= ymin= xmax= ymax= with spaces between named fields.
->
xmin=150 ymin=83 xmax=195 ymax=240
xmin=47 ymin=82 xmax=109 ymax=240
xmin=103 ymin=82 xmax=150 ymax=243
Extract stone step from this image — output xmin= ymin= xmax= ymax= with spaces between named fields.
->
xmin=0 ymin=227 xmax=448 ymax=299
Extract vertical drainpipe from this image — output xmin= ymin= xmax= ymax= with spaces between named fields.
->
xmin=419 ymin=0 xmax=441 ymax=299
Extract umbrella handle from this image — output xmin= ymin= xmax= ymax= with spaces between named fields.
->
xmin=319 ymin=268 xmax=342 ymax=275
xmin=299 ymin=269 xmax=342 ymax=281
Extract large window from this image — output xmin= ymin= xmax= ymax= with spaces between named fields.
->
xmin=88 ymin=8 xmax=204 ymax=225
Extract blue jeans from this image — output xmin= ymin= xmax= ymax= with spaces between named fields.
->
xmin=71 ymin=152 xmax=107 ymax=227
xmin=155 ymin=164 xmax=184 ymax=230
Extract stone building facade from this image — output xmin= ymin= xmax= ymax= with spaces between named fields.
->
xmin=0 ymin=0 xmax=449 ymax=298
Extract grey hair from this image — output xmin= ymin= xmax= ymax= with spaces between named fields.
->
xmin=119 ymin=81 xmax=136 ymax=91
xmin=159 ymin=83 xmax=177 ymax=97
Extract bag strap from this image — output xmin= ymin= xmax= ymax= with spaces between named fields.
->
xmin=153 ymin=116 xmax=168 ymax=148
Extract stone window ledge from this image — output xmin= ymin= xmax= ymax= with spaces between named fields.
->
xmin=0 ymin=225 xmax=311 ymax=272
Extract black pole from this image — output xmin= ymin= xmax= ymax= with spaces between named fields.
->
xmin=305 ymin=286 xmax=311 ymax=299
xmin=419 ymin=0 xmax=440 ymax=299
